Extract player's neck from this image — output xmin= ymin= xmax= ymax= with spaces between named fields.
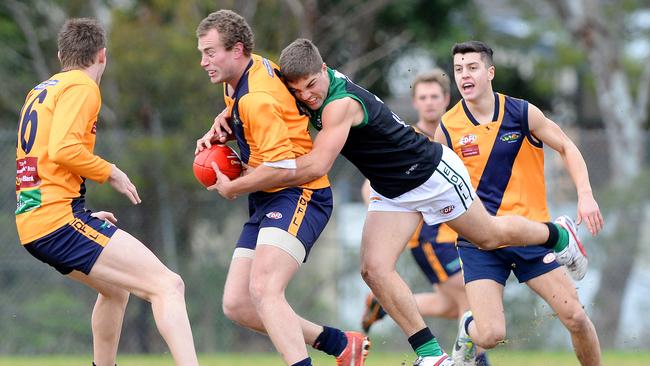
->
xmin=416 ymin=119 xmax=440 ymax=137
xmin=463 ymin=89 xmax=495 ymax=124
xmin=62 ymin=66 xmax=101 ymax=85
xmin=227 ymin=56 xmax=253 ymax=92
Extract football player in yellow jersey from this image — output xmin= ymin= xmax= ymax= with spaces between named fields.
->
xmin=435 ymin=41 xmax=603 ymax=366
xmin=360 ymin=71 xmax=490 ymax=365
xmin=14 ymin=19 xmax=198 ymax=366
xmin=195 ymin=10 xmax=368 ymax=366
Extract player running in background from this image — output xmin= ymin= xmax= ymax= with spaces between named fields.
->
xmin=15 ymin=18 xmax=199 ymax=366
xmin=438 ymin=41 xmax=602 ymax=366
xmin=360 ymin=70 xmax=490 ymax=365
xmin=203 ymin=38 xmax=590 ymax=366
xmin=195 ymin=10 xmax=368 ymax=366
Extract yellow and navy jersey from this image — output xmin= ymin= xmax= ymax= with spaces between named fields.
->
xmin=225 ymin=54 xmax=329 ymax=192
xmin=440 ymin=93 xmax=549 ymax=221
xmin=15 ymin=70 xmax=112 ymax=244
xmin=407 ymin=220 xmax=458 ymax=249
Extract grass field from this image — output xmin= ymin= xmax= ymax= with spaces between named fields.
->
xmin=1 ymin=351 xmax=649 ymax=365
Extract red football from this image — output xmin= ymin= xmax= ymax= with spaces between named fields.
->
xmin=193 ymin=144 xmax=242 ymax=187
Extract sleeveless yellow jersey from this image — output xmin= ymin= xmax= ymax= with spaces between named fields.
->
xmin=15 ymin=70 xmax=112 ymax=244
xmin=224 ymin=54 xmax=329 ymax=192
xmin=440 ymin=93 xmax=549 ymax=221
xmin=406 ymin=126 xmax=458 ymax=248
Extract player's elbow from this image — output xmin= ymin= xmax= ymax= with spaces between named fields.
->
xmin=48 ymin=145 xmax=75 ymax=166
xmin=309 ymin=160 xmax=332 ymax=180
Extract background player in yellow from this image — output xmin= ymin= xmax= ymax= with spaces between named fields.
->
xmin=14 ymin=18 xmax=198 ymax=366
xmin=195 ymin=10 xmax=368 ymax=366
xmin=436 ymin=41 xmax=603 ymax=366
xmin=360 ymin=70 xmax=490 ymax=365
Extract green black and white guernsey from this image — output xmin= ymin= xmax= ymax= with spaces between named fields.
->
xmin=307 ymin=67 xmax=443 ymax=198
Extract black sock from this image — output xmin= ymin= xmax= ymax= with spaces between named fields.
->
xmin=312 ymin=325 xmax=347 ymax=356
xmin=291 ymin=357 xmax=312 ymax=366
xmin=542 ymin=222 xmax=559 ymax=249
xmin=408 ymin=327 xmax=434 ymax=351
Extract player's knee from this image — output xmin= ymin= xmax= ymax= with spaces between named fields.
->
xmin=248 ymin=276 xmax=281 ymax=307
xmin=222 ymin=293 xmax=248 ymax=323
xmin=360 ymin=261 xmax=386 ymax=288
xmin=161 ymin=272 xmax=185 ymax=298
xmin=476 ymin=327 xmax=506 ymax=349
xmin=561 ymin=307 xmax=591 ymax=333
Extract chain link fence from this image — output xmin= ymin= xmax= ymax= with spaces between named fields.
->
xmin=1 ymin=127 xmax=649 ymax=354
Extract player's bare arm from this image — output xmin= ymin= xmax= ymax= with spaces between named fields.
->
xmin=208 ymin=162 xmax=295 ymax=200
xmin=433 ymin=124 xmax=448 ymax=146
xmin=211 ymin=96 xmax=360 ymax=198
xmin=285 ymin=97 xmax=362 ymax=185
xmin=528 ymin=103 xmax=604 ymax=235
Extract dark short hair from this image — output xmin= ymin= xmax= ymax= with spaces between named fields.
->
xmin=279 ymin=38 xmax=323 ymax=82
xmin=196 ymin=10 xmax=254 ymax=56
xmin=452 ymin=41 xmax=494 ymax=66
xmin=411 ymin=69 xmax=451 ymax=97
xmin=57 ymin=18 xmax=105 ymax=70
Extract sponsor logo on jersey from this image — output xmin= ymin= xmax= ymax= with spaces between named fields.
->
xmin=369 ymin=196 xmax=382 ymax=202
xmin=262 ymin=58 xmax=274 ymax=77
xmin=460 ymin=144 xmax=480 ymax=157
xmin=405 ymin=163 xmax=419 ymax=175
xmin=266 ymin=212 xmax=283 ymax=219
xmin=500 ymin=131 xmax=521 ymax=143
xmin=459 ymin=134 xmax=477 ymax=146
xmin=16 ymin=157 xmax=41 ymax=190
xmin=34 ymin=79 xmax=59 ymax=90
xmin=439 ymin=205 xmax=455 ymax=215
xmin=543 ymin=252 xmax=556 ymax=264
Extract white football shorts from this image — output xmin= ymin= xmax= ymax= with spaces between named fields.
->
xmin=367 ymin=145 xmax=475 ymax=225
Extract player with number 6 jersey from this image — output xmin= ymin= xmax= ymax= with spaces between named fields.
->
xmin=15 ymin=18 xmax=199 ymax=366
xmin=16 ymin=69 xmax=110 ymax=243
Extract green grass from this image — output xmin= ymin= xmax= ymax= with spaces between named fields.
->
xmin=1 ymin=351 xmax=649 ymax=366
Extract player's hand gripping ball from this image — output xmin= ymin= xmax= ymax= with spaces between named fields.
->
xmin=193 ymin=144 xmax=242 ymax=187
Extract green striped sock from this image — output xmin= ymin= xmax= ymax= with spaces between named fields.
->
xmin=415 ymin=338 xmax=443 ymax=358
xmin=553 ymin=224 xmax=569 ymax=252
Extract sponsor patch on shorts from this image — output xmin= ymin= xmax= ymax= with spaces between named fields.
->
xmin=543 ymin=252 xmax=556 ymax=264
xmin=265 ymin=211 xmax=283 ymax=219
xmin=439 ymin=205 xmax=455 ymax=215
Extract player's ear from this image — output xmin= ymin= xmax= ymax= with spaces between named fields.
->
xmin=97 ymin=48 xmax=107 ymax=64
xmin=487 ymin=65 xmax=495 ymax=81
xmin=233 ymin=42 xmax=244 ymax=58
